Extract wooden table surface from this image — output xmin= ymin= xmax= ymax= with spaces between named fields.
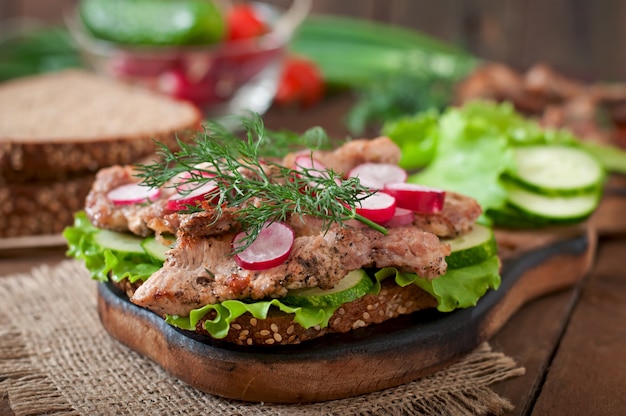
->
xmin=1 ymin=96 xmax=625 ymax=415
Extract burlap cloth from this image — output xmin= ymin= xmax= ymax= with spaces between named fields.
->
xmin=0 ymin=260 xmax=525 ymax=416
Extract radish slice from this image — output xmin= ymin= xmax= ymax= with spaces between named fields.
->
xmin=355 ymin=192 xmax=397 ymax=224
xmin=107 ymin=183 xmax=161 ymax=206
xmin=233 ymin=222 xmax=295 ymax=270
xmin=174 ymin=169 xmax=215 ymax=192
xmin=348 ymin=163 xmax=407 ymax=189
xmin=294 ymin=155 xmax=341 ymax=187
xmin=166 ymin=180 xmax=219 ymax=211
xmin=383 ymin=182 xmax=446 ymax=214
xmin=385 ymin=207 xmax=415 ymax=227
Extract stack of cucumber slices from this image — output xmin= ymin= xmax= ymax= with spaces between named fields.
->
xmin=489 ymin=144 xmax=604 ymax=228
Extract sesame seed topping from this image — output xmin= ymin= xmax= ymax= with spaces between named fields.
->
xmin=362 ymin=312 xmax=370 ymax=320
xmin=286 ymin=325 xmax=295 ymax=335
xmin=250 ymin=318 xmax=258 ymax=326
xmin=352 ymin=320 xmax=366 ymax=329
xmin=274 ymin=333 xmax=283 ymax=342
xmin=265 ymin=338 xmax=275 ymax=345
xmin=259 ymin=329 xmax=270 ymax=336
xmin=270 ymin=323 xmax=279 ymax=333
xmin=231 ymin=324 xmax=242 ymax=330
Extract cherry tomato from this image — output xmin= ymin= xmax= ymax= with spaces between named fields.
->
xmin=274 ymin=57 xmax=325 ymax=108
xmin=226 ymin=4 xmax=268 ymax=41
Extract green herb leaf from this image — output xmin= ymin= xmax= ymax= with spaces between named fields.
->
xmin=134 ymin=115 xmax=387 ymax=250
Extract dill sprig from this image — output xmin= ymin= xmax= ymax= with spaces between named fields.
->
xmin=135 ymin=115 xmax=387 ymax=250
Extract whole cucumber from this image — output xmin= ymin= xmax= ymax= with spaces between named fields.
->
xmin=79 ymin=0 xmax=225 ymax=46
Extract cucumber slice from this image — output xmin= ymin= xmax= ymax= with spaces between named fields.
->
xmin=141 ymin=237 xmax=170 ymax=263
xmin=282 ymin=269 xmax=373 ymax=308
xmin=505 ymin=182 xmax=600 ymax=223
xmin=93 ymin=229 xmax=145 ymax=255
xmin=507 ymin=145 xmax=604 ymax=196
xmin=486 ymin=205 xmax=551 ymax=228
xmin=443 ymin=224 xmax=498 ymax=269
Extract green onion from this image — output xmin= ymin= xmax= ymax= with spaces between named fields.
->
xmin=290 ymin=15 xmax=478 ymax=89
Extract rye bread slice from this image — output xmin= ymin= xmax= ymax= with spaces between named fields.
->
xmin=0 ymin=70 xmax=202 ymax=182
xmin=0 ymin=173 xmax=94 ymax=238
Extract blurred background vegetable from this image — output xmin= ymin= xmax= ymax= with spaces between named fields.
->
xmin=78 ymin=0 xmax=226 ymax=46
xmin=290 ymin=15 xmax=479 ymax=134
xmin=0 ymin=25 xmax=81 ymax=81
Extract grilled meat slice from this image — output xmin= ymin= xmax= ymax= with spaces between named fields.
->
xmin=282 ymin=136 xmax=401 ymax=176
xmin=412 ymin=191 xmax=482 ymax=238
xmin=130 ymin=224 xmax=450 ymax=317
xmin=84 ymin=165 xmax=175 ymax=237
xmin=85 ymin=137 xmax=400 ymax=238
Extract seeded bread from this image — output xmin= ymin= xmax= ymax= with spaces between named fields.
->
xmin=0 ymin=175 xmax=95 ymax=238
xmin=112 ymin=277 xmax=438 ymax=346
xmin=0 ymin=70 xmax=202 ymax=182
xmin=0 ymin=70 xmax=202 ymax=238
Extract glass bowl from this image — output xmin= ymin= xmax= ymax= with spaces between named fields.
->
xmin=66 ymin=0 xmax=311 ymax=118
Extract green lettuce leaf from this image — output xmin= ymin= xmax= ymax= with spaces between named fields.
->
xmin=381 ymin=109 xmax=440 ymax=170
xmin=409 ymin=104 xmax=515 ymax=213
xmin=166 ymin=299 xmax=338 ymax=339
xmin=63 ymin=211 xmax=160 ymax=283
xmin=375 ymin=255 xmax=501 ymax=312
xmin=392 ymin=100 xmax=621 ymax=217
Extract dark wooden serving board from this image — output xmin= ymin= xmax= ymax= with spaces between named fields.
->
xmin=97 ymin=226 xmax=595 ymax=403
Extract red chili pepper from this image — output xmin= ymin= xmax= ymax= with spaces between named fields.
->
xmin=226 ymin=4 xmax=268 ymax=41
xmin=274 ymin=57 xmax=325 ymax=108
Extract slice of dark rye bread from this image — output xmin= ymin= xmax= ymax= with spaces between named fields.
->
xmin=0 ymin=70 xmax=202 ymax=182
xmin=112 ymin=278 xmax=438 ymax=346
xmin=0 ymin=175 xmax=94 ymax=238
xmin=0 ymin=70 xmax=202 ymax=238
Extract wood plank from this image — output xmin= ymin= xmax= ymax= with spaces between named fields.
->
xmin=517 ymin=0 xmax=626 ymax=80
xmin=307 ymin=0 xmax=377 ymax=20
xmin=531 ymin=238 xmax=626 ymax=415
xmin=489 ymin=289 xmax=579 ymax=415
xmin=386 ymin=0 xmax=467 ymax=48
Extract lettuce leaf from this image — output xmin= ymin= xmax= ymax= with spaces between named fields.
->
xmin=166 ymin=299 xmax=338 ymax=339
xmin=386 ymin=100 xmax=624 ymax=216
xmin=375 ymin=255 xmax=501 ymax=312
xmin=63 ymin=212 xmax=160 ymax=283
xmin=170 ymin=257 xmax=502 ymax=339
xmin=381 ymin=109 xmax=440 ymax=170
xmin=409 ymin=105 xmax=515 ymax=213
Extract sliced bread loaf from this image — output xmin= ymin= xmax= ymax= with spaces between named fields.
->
xmin=0 ymin=70 xmax=202 ymax=182
xmin=0 ymin=70 xmax=202 ymax=237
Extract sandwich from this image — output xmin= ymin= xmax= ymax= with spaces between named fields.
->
xmin=0 ymin=70 xmax=202 ymax=238
xmin=64 ymin=116 xmax=501 ymax=346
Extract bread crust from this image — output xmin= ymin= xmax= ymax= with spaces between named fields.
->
xmin=0 ymin=128 xmax=198 ymax=182
xmin=0 ymin=174 xmax=95 ymax=238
